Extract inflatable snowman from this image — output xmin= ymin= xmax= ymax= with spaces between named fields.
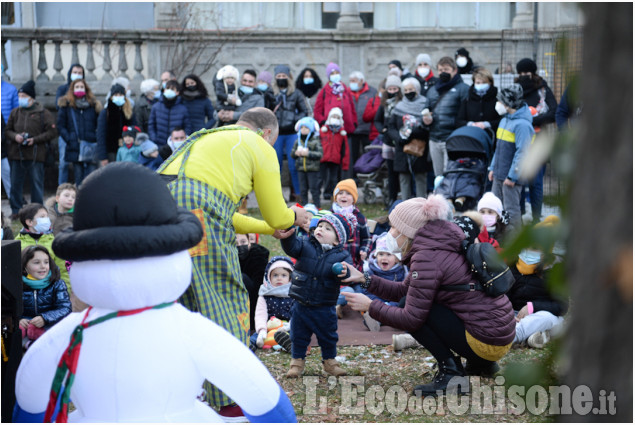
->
xmin=14 ymin=162 xmax=296 ymax=423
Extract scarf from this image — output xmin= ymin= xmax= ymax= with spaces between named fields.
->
xmin=330 ymin=82 xmax=345 ymax=97
xmin=275 ymin=89 xmax=288 ymax=109
xmin=74 ymin=98 xmax=90 ymax=110
xmin=392 ymin=95 xmax=428 ymax=118
xmin=516 ymin=259 xmax=538 ymax=275
xmin=44 ymin=301 xmax=176 ymax=423
xmin=181 ymin=90 xmax=202 ymax=100
xmin=332 ymin=203 xmax=354 ymax=216
xmin=434 ymin=72 xmax=463 ymax=94
xmin=299 ymin=83 xmax=319 ymax=99
xmin=22 ymin=271 xmax=52 ymax=290
xmin=383 ymin=96 xmax=399 ymax=121
xmin=258 ymin=283 xmax=292 ymax=298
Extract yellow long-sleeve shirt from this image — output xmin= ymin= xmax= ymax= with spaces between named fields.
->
xmin=160 ymin=126 xmax=294 ymax=234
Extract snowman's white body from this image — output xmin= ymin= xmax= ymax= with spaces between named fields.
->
xmin=15 ymin=251 xmax=293 ymax=422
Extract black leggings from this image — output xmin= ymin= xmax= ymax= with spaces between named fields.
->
xmin=410 ymin=303 xmax=496 ymax=369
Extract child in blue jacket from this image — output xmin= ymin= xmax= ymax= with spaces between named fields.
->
xmin=280 ymin=213 xmax=353 ymax=379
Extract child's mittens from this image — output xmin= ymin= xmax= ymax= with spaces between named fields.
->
xmin=256 ymin=330 xmax=267 ymax=348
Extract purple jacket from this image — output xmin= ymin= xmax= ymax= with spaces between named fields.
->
xmin=367 ymin=219 xmax=515 ymax=346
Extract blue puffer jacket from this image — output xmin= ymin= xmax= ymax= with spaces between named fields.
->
xmin=489 ymin=104 xmax=535 ymax=183
xmin=1 ymin=80 xmax=19 ymax=123
xmin=181 ymin=96 xmax=216 ymax=133
xmin=148 ymin=97 xmax=192 ymax=145
xmin=426 ymin=74 xmax=470 ymax=142
xmin=56 ymin=104 xmax=100 ymax=163
xmin=282 ymin=234 xmax=352 ymax=307
xmin=22 ymin=279 xmax=72 ymax=326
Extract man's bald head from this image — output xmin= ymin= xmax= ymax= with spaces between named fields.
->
xmin=237 ymin=107 xmax=279 ymax=145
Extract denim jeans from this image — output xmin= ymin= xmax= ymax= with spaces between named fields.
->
xmin=337 ymin=284 xmax=362 ymax=306
xmin=273 ymin=133 xmax=300 ymax=195
xmin=74 ymin=162 xmax=98 ymax=187
xmin=10 ymin=160 xmax=44 ymax=214
xmin=520 ymin=164 xmax=546 ymax=223
xmin=1 ymin=157 xmax=11 ymax=197
xmin=58 ymin=136 xmax=70 ymax=185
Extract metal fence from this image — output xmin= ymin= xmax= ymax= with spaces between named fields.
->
xmin=500 ymin=26 xmax=583 ymax=204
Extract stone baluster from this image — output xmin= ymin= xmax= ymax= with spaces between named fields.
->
xmin=70 ymin=40 xmax=80 ymax=66
xmin=36 ymin=39 xmax=49 ymax=81
xmin=1 ymin=40 xmax=8 ymax=80
xmin=117 ymin=41 xmax=129 ymax=79
xmin=52 ymin=40 xmax=65 ymax=81
xmin=102 ymin=41 xmax=113 ymax=83
xmin=85 ymin=40 xmax=97 ymax=81
xmin=132 ymin=41 xmax=144 ymax=83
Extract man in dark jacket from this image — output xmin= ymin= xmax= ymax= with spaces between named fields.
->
xmin=347 ymin=71 xmax=378 ymax=179
xmin=148 ymin=80 xmax=192 ymax=145
xmin=5 ymin=81 xmax=58 ymax=216
xmin=217 ymin=70 xmax=264 ymax=126
xmin=424 ymin=57 xmax=470 ymax=176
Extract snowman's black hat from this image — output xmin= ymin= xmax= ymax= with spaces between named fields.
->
xmin=53 ymin=162 xmax=203 ymax=261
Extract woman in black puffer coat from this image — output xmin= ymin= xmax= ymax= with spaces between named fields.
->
xmin=20 ymin=245 xmax=72 ymax=345
xmin=456 ymin=67 xmax=500 ymax=134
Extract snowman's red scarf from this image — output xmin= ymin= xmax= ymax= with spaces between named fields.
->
xmin=44 ymin=301 xmax=176 ymax=423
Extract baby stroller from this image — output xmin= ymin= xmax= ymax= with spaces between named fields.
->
xmin=354 ymin=138 xmax=389 ymax=205
xmin=435 ymin=125 xmax=494 ymax=212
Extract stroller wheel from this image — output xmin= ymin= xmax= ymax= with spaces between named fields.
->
xmin=363 ymin=188 xmax=377 ymax=204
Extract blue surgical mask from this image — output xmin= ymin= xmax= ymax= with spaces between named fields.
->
xmin=303 ymin=77 xmax=314 ymax=85
xmin=172 ymin=140 xmax=185 ymax=150
xmin=349 ymin=82 xmax=360 ymax=92
xmin=474 ymin=83 xmax=490 ymax=93
xmin=153 ymin=90 xmax=162 ymax=100
xmin=111 ymin=96 xmax=126 ymax=107
xmin=257 ymin=83 xmax=268 ymax=92
xmin=162 ymin=81 xmax=167 ymax=89
xmin=18 ymin=98 xmax=31 ymax=108
xmin=240 ymin=86 xmax=253 ymax=95
xmin=519 ymin=249 xmax=542 ymax=265
xmin=70 ymin=73 xmax=83 ymax=81
xmin=163 ymin=89 xmax=176 ymax=99
xmin=330 ymin=74 xmax=341 ymax=84
xmin=33 ymin=217 xmax=51 ymax=234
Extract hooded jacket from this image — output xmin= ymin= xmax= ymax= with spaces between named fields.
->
xmin=291 ymin=134 xmax=323 ymax=172
xmin=148 ymin=97 xmax=192 ymax=145
xmin=426 ymin=73 xmax=470 ymax=142
xmin=282 ymin=233 xmax=352 ymax=307
xmin=367 ymin=219 xmax=516 ymax=347
xmin=489 ymin=104 xmax=535 ymax=183
xmin=22 ymin=277 xmax=71 ymax=326
xmin=1 ymin=80 xmax=19 ymax=123
xmin=254 ymin=257 xmax=295 ymax=334
xmin=5 ymin=102 xmax=57 ymax=162
xmin=319 ymin=127 xmax=350 ymax=170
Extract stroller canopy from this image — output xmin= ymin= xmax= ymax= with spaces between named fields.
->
xmin=445 ymin=126 xmax=493 ymax=161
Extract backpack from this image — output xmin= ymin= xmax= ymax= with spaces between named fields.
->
xmin=441 ymin=242 xmax=514 ymax=297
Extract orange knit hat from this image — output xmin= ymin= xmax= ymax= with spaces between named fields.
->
xmin=333 ymin=179 xmax=358 ymax=204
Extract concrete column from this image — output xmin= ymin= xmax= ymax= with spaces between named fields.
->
xmin=336 ymin=2 xmax=364 ymax=31
xmin=512 ymin=2 xmax=534 ymax=29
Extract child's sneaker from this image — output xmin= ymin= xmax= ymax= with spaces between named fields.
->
xmin=274 ymin=330 xmax=292 ymax=352
xmin=527 ymin=330 xmax=550 ymax=348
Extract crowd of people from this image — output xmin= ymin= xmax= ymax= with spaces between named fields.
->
xmin=3 ymin=46 xmax=575 ymax=422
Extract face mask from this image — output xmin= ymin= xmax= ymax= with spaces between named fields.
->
xmin=154 ymin=90 xmax=162 ymax=100
xmin=163 ymin=89 xmax=176 ymax=99
xmin=474 ymin=83 xmax=490 ymax=93
xmin=240 ymin=86 xmax=254 ymax=95
xmin=404 ymin=92 xmax=417 ymax=101
xmin=162 ymin=81 xmax=167 ymax=89
xmin=519 ymin=249 xmax=542 ymax=265
xmin=185 ymin=85 xmax=197 ymax=92
xmin=417 ymin=67 xmax=430 ymax=78
xmin=385 ymin=232 xmax=406 ymax=256
xmin=330 ymin=74 xmax=341 ymax=84
xmin=34 ymin=217 xmax=51 ymax=234
xmin=70 ymin=73 xmax=83 ymax=81
xmin=303 ymin=77 xmax=314 ymax=85
xmin=111 ymin=96 xmax=126 ymax=107
xmin=518 ymin=75 xmax=533 ymax=90
xmin=456 ymin=56 xmax=468 ymax=68
xmin=495 ymin=101 xmax=508 ymax=116
xmin=172 ymin=140 xmax=185 ymax=150
xmin=257 ymin=83 xmax=268 ymax=91
xmin=482 ymin=214 xmax=497 ymax=228
xmin=349 ymin=82 xmax=360 ymax=92
xmin=18 ymin=98 xmax=31 ymax=108
xmin=439 ymin=72 xmax=451 ymax=83
xmin=328 ymin=118 xmax=341 ymax=127
xmin=386 ymin=91 xmax=397 ymax=99
xmin=237 ymin=245 xmax=249 ymax=261
xmin=276 ymin=78 xmax=288 ymax=88
xmin=74 ymin=90 xmax=86 ymax=98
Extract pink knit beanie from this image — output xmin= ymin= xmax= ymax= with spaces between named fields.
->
xmin=388 ymin=195 xmax=451 ymax=239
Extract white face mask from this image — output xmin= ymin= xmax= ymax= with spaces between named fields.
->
xmin=417 ymin=67 xmax=430 ymax=78
xmin=385 ymin=232 xmax=407 ymax=256
xmin=456 ymin=56 xmax=468 ymax=68
xmin=328 ymin=118 xmax=342 ymax=127
xmin=495 ymin=101 xmax=508 ymax=116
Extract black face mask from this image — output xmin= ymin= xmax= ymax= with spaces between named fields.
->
xmin=439 ymin=72 xmax=452 ymax=83
xmin=386 ymin=91 xmax=397 ymax=99
xmin=404 ymin=92 xmax=417 ymax=101
xmin=185 ymin=85 xmax=197 ymax=91
xmin=518 ymin=75 xmax=533 ymax=90
xmin=237 ymin=245 xmax=249 ymax=261
xmin=276 ymin=78 xmax=288 ymax=89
